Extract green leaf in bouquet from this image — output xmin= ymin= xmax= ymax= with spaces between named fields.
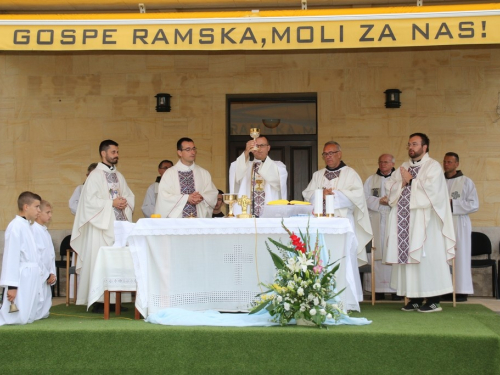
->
xmin=268 ymin=249 xmax=286 ymax=270
xmin=267 ymin=238 xmax=296 ymax=254
xmin=249 ymin=300 xmax=271 ymax=314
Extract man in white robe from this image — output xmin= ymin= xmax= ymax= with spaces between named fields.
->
xmin=69 ymin=163 xmax=98 ymax=215
xmin=303 ymin=141 xmax=372 ymax=303
xmin=363 ymin=154 xmax=398 ymax=300
xmin=71 ymin=140 xmax=135 ymax=309
xmin=0 ymin=192 xmax=43 ymax=326
xmin=141 ymin=159 xmax=173 ymax=217
xmin=155 ymin=137 xmax=218 ymax=218
xmin=32 ymin=200 xmax=57 ymax=320
xmin=441 ymin=152 xmax=479 ymax=302
xmin=229 ymin=136 xmax=287 ymax=217
xmin=384 ymin=133 xmax=455 ymax=313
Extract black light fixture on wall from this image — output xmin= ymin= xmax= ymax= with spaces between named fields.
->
xmin=384 ymin=89 xmax=402 ymax=108
xmin=155 ymin=93 xmax=172 ymax=112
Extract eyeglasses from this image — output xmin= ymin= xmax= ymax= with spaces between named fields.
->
xmin=406 ymin=143 xmax=421 ymax=149
xmin=322 ymin=151 xmax=340 ymax=157
xmin=181 ymin=147 xmax=197 ymax=152
xmin=255 ymin=144 xmax=269 ymax=149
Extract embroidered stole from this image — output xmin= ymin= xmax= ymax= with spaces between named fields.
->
xmin=104 ymin=171 xmax=127 ymax=221
xmin=396 ymin=165 xmax=421 ymax=263
xmin=179 ymin=170 xmax=197 ymax=218
xmin=322 ymin=169 xmax=341 ymax=215
xmin=252 ymin=162 xmax=265 ymax=217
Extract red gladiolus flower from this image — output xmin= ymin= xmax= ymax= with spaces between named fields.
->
xmin=290 ymin=233 xmax=306 ymax=253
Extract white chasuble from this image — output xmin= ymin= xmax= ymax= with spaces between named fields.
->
xmin=229 ymin=153 xmax=288 ymax=216
xmin=384 ymin=153 xmax=455 ymax=298
xmin=71 ymin=162 xmax=135 ymax=307
xmin=446 ymin=173 xmax=479 ymax=294
xmin=303 ymin=166 xmax=372 ymax=303
xmin=155 ymin=161 xmax=218 ymax=218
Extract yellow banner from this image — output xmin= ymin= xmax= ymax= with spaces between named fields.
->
xmin=1 ymin=12 xmax=499 ymax=51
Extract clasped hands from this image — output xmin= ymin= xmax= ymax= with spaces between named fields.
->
xmin=400 ymin=167 xmax=413 ymax=187
xmin=188 ymin=191 xmax=204 ymax=205
xmin=113 ymin=197 xmax=128 ymax=210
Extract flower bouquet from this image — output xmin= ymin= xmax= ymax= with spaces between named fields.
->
xmin=249 ymin=220 xmax=345 ymax=327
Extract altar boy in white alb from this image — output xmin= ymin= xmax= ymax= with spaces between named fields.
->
xmin=32 ymin=200 xmax=57 ymax=320
xmin=229 ymin=136 xmax=287 ymax=217
xmin=0 ymin=192 xmax=43 ymax=326
xmin=71 ymin=140 xmax=135 ymax=308
xmin=303 ymin=141 xmax=372 ymax=303
xmin=442 ymin=152 xmax=479 ymax=302
xmin=363 ymin=154 xmax=398 ymax=300
xmin=155 ymin=137 xmax=218 ymax=218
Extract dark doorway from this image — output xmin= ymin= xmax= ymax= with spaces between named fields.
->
xmin=227 ymin=94 xmax=318 ymax=201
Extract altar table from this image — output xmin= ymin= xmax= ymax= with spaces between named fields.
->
xmin=127 ymin=217 xmax=361 ymax=318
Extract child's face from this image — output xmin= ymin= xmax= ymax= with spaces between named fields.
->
xmin=37 ymin=206 xmax=52 ymax=225
xmin=25 ymin=200 xmax=41 ymax=221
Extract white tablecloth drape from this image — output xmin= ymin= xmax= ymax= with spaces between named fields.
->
xmin=127 ymin=217 xmax=361 ymax=318
xmin=88 ymin=246 xmax=135 ymax=308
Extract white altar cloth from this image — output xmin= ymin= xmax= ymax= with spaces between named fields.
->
xmin=127 ymin=217 xmax=360 ymax=318
xmin=88 ymin=246 xmax=136 ymax=309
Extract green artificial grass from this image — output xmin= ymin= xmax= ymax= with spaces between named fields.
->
xmin=1 ymin=302 xmax=499 ymax=374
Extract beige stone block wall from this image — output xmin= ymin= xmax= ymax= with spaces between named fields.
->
xmin=0 ymin=47 xmax=499 ymax=295
xmin=0 ymin=48 xmax=499 ymax=228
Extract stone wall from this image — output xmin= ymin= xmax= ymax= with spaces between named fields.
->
xmin=0 ymin=47 xmax=499 ymax=296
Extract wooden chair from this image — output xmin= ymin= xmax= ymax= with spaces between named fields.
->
xmin=65 ymin=249 xmax=78 ymax=306
xmin=358 ymin=240 xmax=376 ymax=305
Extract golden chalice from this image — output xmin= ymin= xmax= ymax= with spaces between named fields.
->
xmin=222 ymin=193 xmax=238 ymax=218
xmin=250 ymin=128 xmax=260 ymax=151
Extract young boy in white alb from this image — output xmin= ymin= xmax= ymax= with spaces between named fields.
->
xmin=32 ymin=200 xmax=57 ymax=320
xmin=0 ymin=191 xmax=43 ymax=325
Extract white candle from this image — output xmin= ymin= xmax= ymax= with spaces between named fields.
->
xmin=314 ymin=189 xmax=323 ymax=216
xmin=325 ymin=195 xmax=334 ymax=215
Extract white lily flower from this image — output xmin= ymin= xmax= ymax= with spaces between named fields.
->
xmin=300 ymin=305 xmax=306 ymax=312
xmin=297 ymin=287 xmax=304 ymax=296
xmin=313 ymin=283 xmax=321 ymax=290
xmin=277 ymin=296 xmax=283 ymax=302
xmin=319 ymin=309 xmax=326 ymax=315
xmin=314 ymin=297 xmax=319 ymax=306
xmin=327 ymin=313 xmax=333 ymax=319
xmin=308 ymin=294 xmax=314 ymax=301
xmin=310 ymin=308 xmax=317 ymax=316
xmin=284 ymin=302 xmax=290 ymax=311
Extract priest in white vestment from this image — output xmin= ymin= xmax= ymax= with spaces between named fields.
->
xmin=71 ymin=140 xmax=135 ymax=309
xmin=155 ymin=137 xmax=218 ymax=218
xmin=303 ymin=141 xmax=372 ymax=303
xmin=32 ymin=200 xmax=57 ymax=320
xmin=229 ymin=136 xmax=287 ymax=217
xmin=141 ymin=159 xmax=173 ymax=217
xmin=363 ymin=154 xmax=398 ymax=299
xmin=69 ymin=162 xmax=98 ymax=215
xmin=0 ymin=192 xmax=44 ymax=326
xmin=442 ymin=152 xmax=479 ymax=302
xmin=384 ymin=133 xmax=455 ymax=313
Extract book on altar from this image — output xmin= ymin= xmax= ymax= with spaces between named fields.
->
xmin=259 ymin=201 xmax=313 ymax=218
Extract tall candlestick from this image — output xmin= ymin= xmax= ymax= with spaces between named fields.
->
xmin=314 ymin=189 xmax=323 ymax=217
